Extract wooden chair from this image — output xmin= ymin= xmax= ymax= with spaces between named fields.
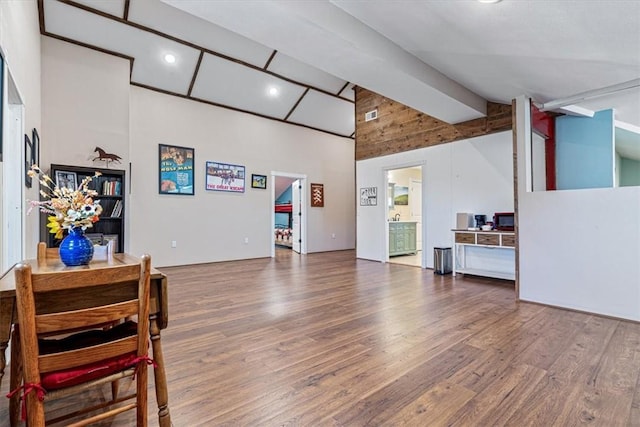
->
xmin=9 ymin=240 xmax=121 ymax=426
xmin=10 ymin=254 xmax=152 ymax=426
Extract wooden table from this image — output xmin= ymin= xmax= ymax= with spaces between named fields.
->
xmin=0 ymin=253 xmax=171 ymax=427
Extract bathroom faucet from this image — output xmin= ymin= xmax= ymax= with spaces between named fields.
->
xmin=394 ymin=213 xmax=401 ymax=221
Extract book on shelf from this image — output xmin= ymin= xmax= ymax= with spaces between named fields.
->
xmin=102 ymin=179 xmax=121 ymax=196
xmin=109 ymin=200 xmax=123 ymax=217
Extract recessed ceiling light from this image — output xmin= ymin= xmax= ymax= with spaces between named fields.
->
xmin=268 ymin=86 xmax=279 ymax=97
xmin=164 ymin=54 xmax=176 ymax=64
xmin=478 ymin=0 xmax=502 ymax=3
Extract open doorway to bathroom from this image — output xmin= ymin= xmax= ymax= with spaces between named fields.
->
xmin=386 ymin=166 xmax=423 ymax=267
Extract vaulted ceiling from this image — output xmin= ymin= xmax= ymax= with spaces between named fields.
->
xmin=41 ymin=0 xmax=639 ymax=140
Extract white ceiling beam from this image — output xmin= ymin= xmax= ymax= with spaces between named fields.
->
xmin=615 ymin=120 xmax=640 ymax=134
xmin=161 ymin=0 xmax=487 ymax=123
xmin=557 ymin=105 xmax=595 ymax=117
xmin=539 ymin=78 xmax=640 ymax=112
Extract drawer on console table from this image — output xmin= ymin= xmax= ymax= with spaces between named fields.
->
xmin=501 ymin=234 xmax=516 ymax=247
xmin=455 ymin=232 xmax=476 ymax=244
xmin=477 ymin=233 xmax=500 ymax=246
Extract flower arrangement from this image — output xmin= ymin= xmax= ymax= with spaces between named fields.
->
xmin=28 ymin=165 xmax=103 ymax=239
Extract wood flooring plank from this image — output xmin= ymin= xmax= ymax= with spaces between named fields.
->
xmin=503 ymin=315 xmax=619 ymax=426
xmin=383 ymin=381 xmax=476 ymax=426
xmin=446 ymin=362 xmax=548 ymax=426
xmin=330 ymin=343 xmax=484 ymax=426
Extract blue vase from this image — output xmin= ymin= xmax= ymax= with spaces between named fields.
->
xmin=59 ymin=227 xmax=94 ymax=266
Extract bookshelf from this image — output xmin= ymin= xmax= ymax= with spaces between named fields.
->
xmin=42 ymin=164 xmax=126 ymax=253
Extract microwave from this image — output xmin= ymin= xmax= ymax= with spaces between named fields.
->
xmin=493 ymin=212 xmax=515 ymax=231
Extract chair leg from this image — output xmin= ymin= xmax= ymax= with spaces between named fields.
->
xmin=9 ymin=327 xmax=23 ymax=427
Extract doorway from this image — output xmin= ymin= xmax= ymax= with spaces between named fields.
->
xmin=386 ymin=166 xmax=423 ymax=267
xmin=1 ymin=62 xmax=25 ymax=273
xmin=271 ymin=172 xmax=307 ymax=257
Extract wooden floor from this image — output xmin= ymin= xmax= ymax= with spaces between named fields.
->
xmin=2 ymin=249 xmax=639 ymax=426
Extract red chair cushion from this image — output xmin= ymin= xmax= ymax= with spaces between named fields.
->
xmin=40 ymin=352 xmax=138 ymax=390
xmin=38 ymin=321 xmax=139 ymax=390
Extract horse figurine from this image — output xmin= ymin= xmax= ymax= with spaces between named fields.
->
xmin=93 ymin=147 xmax=122 ymax=167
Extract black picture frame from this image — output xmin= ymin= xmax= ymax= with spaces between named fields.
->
xmin=251 ymin=174 xmax=267 ymax=189
xmin=24 ymin=134 xmax=32 ymax=188
xmin=31 ymin=128 xmax=39 ymax=167
xmin=159 ymin=144 xmax=195 ymax=195
xmin=54 ymin=170 xmax=77 ymax=191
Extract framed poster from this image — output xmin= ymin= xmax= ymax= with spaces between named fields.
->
xmin=251 ymin=174 xmax=267 ymax=189
xmin=159 ymin=144 xmax=194 ymax=195
xmin=360 ymin=187 xmax=377 ymax=206
xmin=205 ymin=161 xmax=245 ymax=192
xmin=310 ymin=183 xmax=324 ymax=207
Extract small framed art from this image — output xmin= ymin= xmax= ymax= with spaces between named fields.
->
xmin=24 ymin=134 xmax=33 ymax=188
xmin=251 ymin=174 xmax=267 ymax=189
xmin=55 ymin=170 xmax=77 ymax=191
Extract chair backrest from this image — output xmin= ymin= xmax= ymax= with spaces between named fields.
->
xmin=14 ymin=254 xmax=152 ymax=426
xmin=36 ymin=242 xmax=60 ymax=261
xmin=37 ymin=240 xmax=115 ymax=262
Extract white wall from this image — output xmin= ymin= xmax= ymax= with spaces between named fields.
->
xmin=42 ymin=37 xmax=130 ymax=168
xmin=0 ymin=1 xmax=41 ymax=261
xmin=129 ymin=87 xmax=355 ymax=266
xmin=515 ymin=96 xmax=640 ymax=321
xmin=356 ymin=131 xmax=514 ymax=268
xmin=40 ymin=38 xmax=355 ymax=267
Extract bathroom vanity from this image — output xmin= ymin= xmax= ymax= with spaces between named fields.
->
xmin=389 ymin=221 xmax=417 ymax=256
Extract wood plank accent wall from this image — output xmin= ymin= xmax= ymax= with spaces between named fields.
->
xmin=355 ymin=87 xmax=512 ymax=160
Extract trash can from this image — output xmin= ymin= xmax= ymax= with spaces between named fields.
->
xmin=434 ymin=247 xmax=452 ymax=275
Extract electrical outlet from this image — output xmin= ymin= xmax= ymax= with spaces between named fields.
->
xmin=171 ymin=240 xmax=177 ymax=248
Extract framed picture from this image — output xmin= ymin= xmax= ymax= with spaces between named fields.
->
xmin=85 ymin=233 xmax=104 ymax=245
xmin=103 ymin=234 xmax=119 ymax=252
xmin=394 ymin=185 xmax=409 ymax=205
xmin=31 ymin=128 xmax=40 ymax=167
xmin=251 ymin=174 xmax=267 ymax=189
xmin=55 ymin=170 xmax=77 ymax=191
xmin=24 ymin=134 xmax=33 ymax=188
xmin=205 ymin=161 xmax=245 ymax=193
xmin=310 ymin=183 xmax=324 ymax=207
xmin=360 ymin=187 xmax=377 ymax=206
xmin=159 ymin=144 xmax=194 ymax=195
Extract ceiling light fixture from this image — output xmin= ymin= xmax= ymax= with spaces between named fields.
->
xmin=477 ymin=0 xmax=502 ymax=3
xmin=164 ymin=54 xmax=176 ymax=64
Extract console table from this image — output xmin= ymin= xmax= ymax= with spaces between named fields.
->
xmin=452 ymin=229 xmax=515 ymax=280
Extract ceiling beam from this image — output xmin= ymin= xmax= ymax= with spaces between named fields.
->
xmin=162 ymin=0 xmax=488 ymax=124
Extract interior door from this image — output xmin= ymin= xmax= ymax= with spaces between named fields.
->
xmin=291 ymin=180 xmax=301 ymax=253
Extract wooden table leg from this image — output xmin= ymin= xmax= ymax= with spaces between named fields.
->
xmin=149 ymin=314 xmax=171 ymax=427
xmin=9 ymin=327 xmax=22 ymax=427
